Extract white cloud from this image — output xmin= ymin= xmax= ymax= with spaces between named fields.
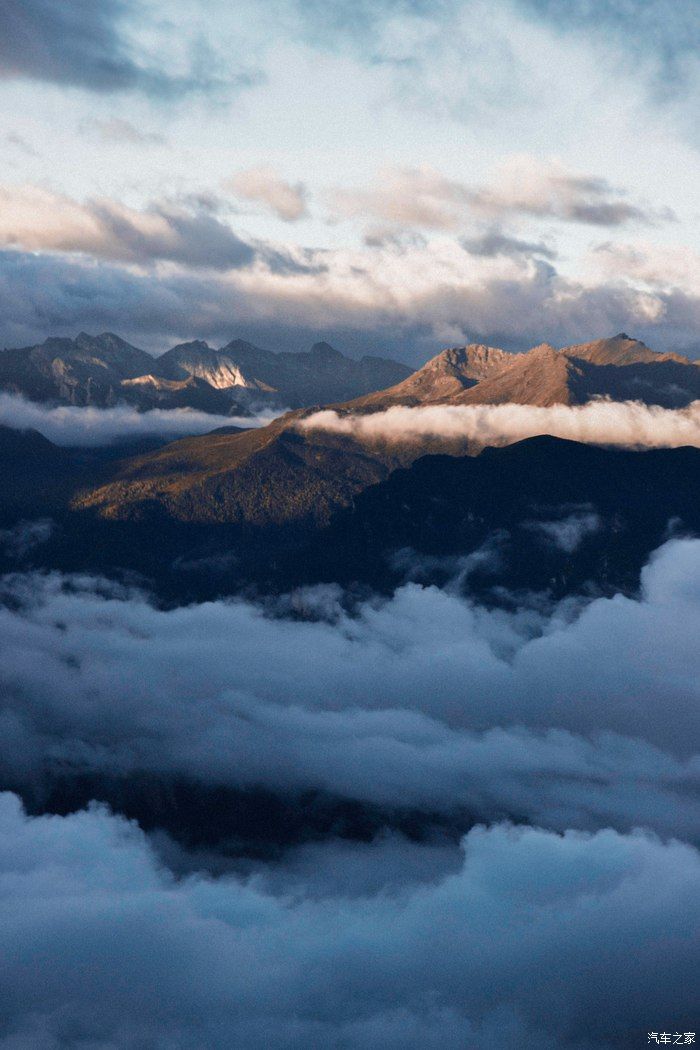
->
xmin=0 ymin=185 xmax=258 ymax=269
xmin=0 ymin=394 xmax=279 ymax=445
xmin=300 ymin=400 xmax=700 ymax=450
xmin=524 ymin=509 xmax=602 ymax=552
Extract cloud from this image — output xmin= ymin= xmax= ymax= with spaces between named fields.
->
xmin=468 ymin=156 xmax=673 ymax=226
xmin=0 ymin=0 xmax=257 ymax=97
xmin=523 ymin=508 xmax=602 ymax=553
xmin=0 ymin=793 xmax=696 ymax=1048
xmin=1 ymin=540 xmax=699 ymax=838
xmin=460 ymin=230 xmax=557 ymax=260
xmin=1 ymin=236 xmax=699 ymax=365
xmin=332 ymin=159 xmax=669 ymax=231
xmin=0 ymin=519 xmax=53 ymax=559
xmin=333 ymin=167 xmax=473 ymax=230
xmin=0 ymin=186 xmax=262 ymax=270
xmin=4 ymin=131 xmax=38 ymax=157
xmin=228 ymin=167 xmax=308 ymax=221
xmin=0 ymin=394 xmax=279 ymax=446
xmin=521 ymin=0 xmax=700 ymax=84
xmin=300 ymin=400 xmax=700 ymax=450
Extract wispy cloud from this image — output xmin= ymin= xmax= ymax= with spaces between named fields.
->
xmin=332 ymin=158 xmax=673 ymax=231
xmin=227 ymin=167 xmax=308 ymax=221
xmin=81 ymin=116 xmax=166 ymax=145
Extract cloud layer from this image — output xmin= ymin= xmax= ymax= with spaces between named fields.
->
xmin=301 ymin=399 xmax=700 ymax=449
xmin=0 ymin=792 xmax=696 ymax=1049
xmin=0 ymin=185 xmax=296 ymax=270
xmin=0 ymin=394 xmax=279 ymax=445
xmin=1 ymin=539 xmax=699 ymax=839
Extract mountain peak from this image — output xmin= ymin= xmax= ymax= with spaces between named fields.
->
xmin=527 ymin=342 xmax=558 ymax=356
xmin=561 ymin=334 xmax=683 ymax=367
xmin=220 ymin=338 xmax=266 ymax=354
xmin=309 ymin=341 xmax=344 ymax=361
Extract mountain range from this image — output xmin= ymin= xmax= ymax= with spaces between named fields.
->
xmin=70 ymin=334 xmax=700 ymax=531
xmin=0 ymin=332 xmax=413 ymax=413
xmin=5 ymin=432 xmax=699 ymax=608
xmin=347 ymin=333 xmax=700 ymax=410
xmin=2 ymin=332 xmax=699 ymax=606
xmin=2 ymin=331 xmax=698 ymax=418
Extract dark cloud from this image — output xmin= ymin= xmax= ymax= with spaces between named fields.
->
xmin=0 ymin=519 xmax=697 ymax=1046
xmin=0 ymin=0 xmax=262 ymax=98
xmin=0 ymin=0 xmax=255 ymax=96
xmin=0 ymin=793 xmax=696 ymax=1049
xmin=461 ymin=230 xmax=557 ymax=260
xmin=1 ymin=246 xmax=700 ymax=363
xmin=0 ymin=518 xmax=53 ymax=559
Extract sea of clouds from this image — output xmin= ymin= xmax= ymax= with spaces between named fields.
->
xmin=1 ymin=793 xmax=696 ymax=1049
xmin=0 ymin=535 xmax=698 ymax=1046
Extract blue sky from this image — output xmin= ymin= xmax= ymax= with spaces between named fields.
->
xmin=1 ymin=0 xmax=699 ymax=361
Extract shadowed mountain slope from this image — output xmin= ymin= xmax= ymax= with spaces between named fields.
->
xmin=7 ymin=436 xmax=700 ymax=607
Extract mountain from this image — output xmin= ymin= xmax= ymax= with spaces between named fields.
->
xmin=290 ymin=435 xmax=700 ymax=598
xmin=73 ymin=414 xmax=402 ymax=527
xmin=352 ymin=344 xmax=511 ymax=408
xmin=9 ymin=434 xmax=700 ymax=607
xmin=0 ymin=424 xmax=73 ymax=517
xmin=0 ymin=332 xmax=412 ymax=414
xmin=153 ymin=338 xmax=413 ymax=408
xmin=70 ymin=333 xmax=700 ymax=531
xmin=347 ymin=334 xmax=700 ymax=410
xmin=0 ymin=332 xmax=155 ymax=407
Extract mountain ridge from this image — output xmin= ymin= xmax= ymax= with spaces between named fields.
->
xmin=69 ymin=332 xmax=700 ymax=529
xmin=346 ymin=334 xmax=700 ymax=411
xmin=0 ymin=332 xmax=413 ymax=414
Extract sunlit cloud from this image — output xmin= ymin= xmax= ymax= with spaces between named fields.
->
xmin=227 ymin=167 xmax=308 ymax=221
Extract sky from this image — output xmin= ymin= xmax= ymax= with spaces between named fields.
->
xmin=1 ymin=0 xmax=700 ymax=362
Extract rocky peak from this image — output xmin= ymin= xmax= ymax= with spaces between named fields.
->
xmin=309 ymin=341 xmax=344 ymax=362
